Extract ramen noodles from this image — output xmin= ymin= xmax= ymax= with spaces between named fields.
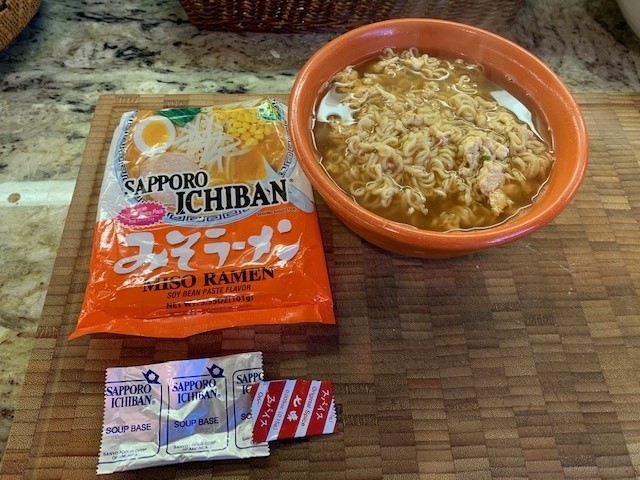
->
xmin=313 ymin=48 xmax=555 ymax=232
xmin=70 ymin=98 xmax=334 ymax=339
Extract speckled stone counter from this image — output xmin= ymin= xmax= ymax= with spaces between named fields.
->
xmin=1 ymin=0 xmax=639 ymax=464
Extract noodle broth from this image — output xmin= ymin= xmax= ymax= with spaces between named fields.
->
xmin=312 ymin=48 xmax=555 ymax=232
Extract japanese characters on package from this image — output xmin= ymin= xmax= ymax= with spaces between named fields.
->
xmin=70 ymin=98 xmax=334 ymax=339
xmin=250 ymin=379 xmax=338 ymax=443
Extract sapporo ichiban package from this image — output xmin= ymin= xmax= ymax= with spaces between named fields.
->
xmin=70 ymin=98 xmax=334 ymax=339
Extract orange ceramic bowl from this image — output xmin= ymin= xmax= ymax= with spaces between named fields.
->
xmin=288 ymin=19 xmax=588 ymax=258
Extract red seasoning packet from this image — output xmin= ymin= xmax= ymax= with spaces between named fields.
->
xmin=250 ymin=379 xmax=338 ymax=443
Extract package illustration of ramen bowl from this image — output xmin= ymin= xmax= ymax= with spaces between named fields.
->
xmin=70 ymin=98 xmax=335 ymax=339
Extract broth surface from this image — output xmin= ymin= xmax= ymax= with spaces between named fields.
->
xmin=313 ymin=48 xmax=555 ymax=232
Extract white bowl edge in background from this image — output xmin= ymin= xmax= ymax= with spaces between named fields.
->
xmin=617 ymin=0 xmax=640 ymax=39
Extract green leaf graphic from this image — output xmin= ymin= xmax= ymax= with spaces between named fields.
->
xmin=157 ymin=107 xmax=202 ymax=127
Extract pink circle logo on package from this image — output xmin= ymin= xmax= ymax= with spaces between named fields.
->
xmin=117 ymin=201 xmax=167 ymax=227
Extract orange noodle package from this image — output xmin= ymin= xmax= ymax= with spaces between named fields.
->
xmin=70 ymin=98 xmax=334 ymax=339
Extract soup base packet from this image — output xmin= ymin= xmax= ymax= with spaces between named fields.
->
xmin=98 ymin=351 xmax=268 ymax=474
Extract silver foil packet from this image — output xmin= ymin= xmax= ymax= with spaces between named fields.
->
xmin=97 ymin=351 xmax=268 ymax=474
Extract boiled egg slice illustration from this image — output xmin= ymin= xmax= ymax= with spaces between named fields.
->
xmin=133 ymin=115 xmax=176 ymax=155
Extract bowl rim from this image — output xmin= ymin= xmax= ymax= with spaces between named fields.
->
xmin=288 ymin=18 xmax=589 ymax=252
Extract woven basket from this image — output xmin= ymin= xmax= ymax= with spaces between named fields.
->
xmin=0 ymin=0 xmax=41 ymax=50
xmin=179 ymin=0 xmax=525 ymax=33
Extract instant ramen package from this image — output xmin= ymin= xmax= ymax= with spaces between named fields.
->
xmin=70 ymin=98 xmax=334 ymax=339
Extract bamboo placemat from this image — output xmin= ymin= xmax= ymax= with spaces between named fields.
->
xmin=2 ymin=93 xmax=640 ymax=479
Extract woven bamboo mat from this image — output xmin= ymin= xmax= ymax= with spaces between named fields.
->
xmin=2 ymin=93 xmax=640 ymax=479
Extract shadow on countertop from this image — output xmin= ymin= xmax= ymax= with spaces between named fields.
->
xmin=586 ymin=0 xmax=640 ymax=52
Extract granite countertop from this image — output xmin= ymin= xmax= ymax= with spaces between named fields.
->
xmin=1 ymin=0 xmax=640 ymax=465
